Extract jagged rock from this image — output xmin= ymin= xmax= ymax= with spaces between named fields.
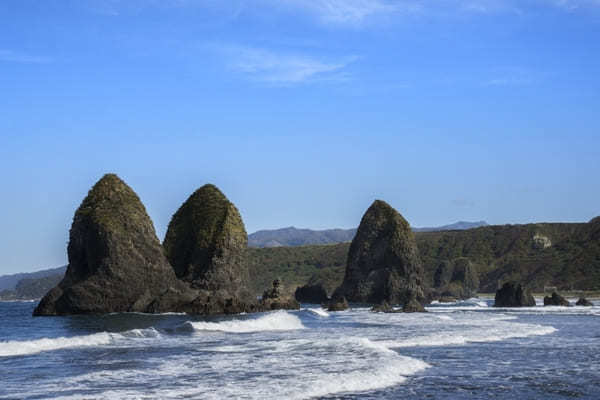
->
xmin=494 ymin=282 xmax=536 ymax=307
xmin=543 ymin=292 xmax=570 ymax=306
xmin=333 ymin=200 xmax=425 ymax=309
xmin=402 ymin=296 xmax=426 ymax=313
xmin=327 ymin=294 xmax=349 ymax=311
xmin=34 ymin=174 xmax=193 ymax=315
xmin=433 ymin=258 xmax=479 ymax=300
xmin=371 ymin=301 xmax=394 ymax=313
xmin=163 ymin=184 xmax=251 ymax=302
xmin=259 ymin=279 xmax=300 ymax=311
xmin=295 ymin=282 xmax=329 ymax=304
xmin=576 ymin=297 xmax=593 ymax=306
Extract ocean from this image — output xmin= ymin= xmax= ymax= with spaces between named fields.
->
xmin=1 ymin=298 xmax=599 ymax=399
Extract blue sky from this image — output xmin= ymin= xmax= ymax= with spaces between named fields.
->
xmin=1 ymin=0 xmax=599 ymax=274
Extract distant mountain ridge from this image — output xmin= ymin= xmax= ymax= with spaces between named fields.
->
xmin=0 ymin=265 xmax=67 ymax=291
xmin=248 ymin=221 xmax=488 ymax=248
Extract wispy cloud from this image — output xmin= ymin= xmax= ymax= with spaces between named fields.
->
xmin=275 ymin=0 xmax=410 ymax=24
xmin=220 ymin=45 xmax=357 ymax=85
xmin=0 ymin=50 xmax=51 ymax=64
xmin=483 ymin=67 xmax=536 ymax=87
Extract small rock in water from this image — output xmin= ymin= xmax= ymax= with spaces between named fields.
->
xmin=494 ymin=281 xmax=536 ymax=307
xmin=543 ymin=292 xmax=570 ymax=306
xmin=576 ymin=297 xmax=593 ymax=306
xmin=327 ymin=294 xmax=349 ymax=312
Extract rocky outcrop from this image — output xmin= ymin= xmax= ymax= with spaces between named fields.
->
xmin=333 ymin=200 xmax=425 ymax=310
xmin=371 ymin=301 xmax=394 ymax=313
xmin=163 ymin=184 xmax=250 ymax=301
xmin=543 ymin=292 xmax=570 ymax=306
xmin=327 ymin=294 xmax=349 ymax=311
xmin=576 ymin=297 xmax=593 ymax=306
xmin=259 ymin=279 xmax=300 ymax=310
xmin=494 ymin=282 xmax=536 ymax=307
xmin=432 ymin=258 xmax=479 ymax=300
xmin=402 ymin=295 xmax=426 ymax=312
xmin=295 ymin=282 xmax=329 ymax=304
xmin=34 ymin=174 xmax=193 ymax=315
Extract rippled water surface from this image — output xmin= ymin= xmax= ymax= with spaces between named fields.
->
xmin=1 ymin=298 xmax=599 ymax=399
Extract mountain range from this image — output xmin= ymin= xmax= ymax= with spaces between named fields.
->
xmin=248 ymin=221 xmax=488 ymax=248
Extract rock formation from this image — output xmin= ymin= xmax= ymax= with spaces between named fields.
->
xmin=333 ymin=200 xmax=425 ymax=310
xmin=371 ymin=300 xmax=394 ymax=313
xmin=163 ymin=184 xmax=250 ymax=300
xmin=432 ymin=258 xmax=479 ymax=300
xmin=327 ymin=294 xmax=349 ymax=311
xmin=34 ymin=174 xmax=193 ymax=315
xmin=260 ymin=279 xmax=300 ymax=310
xmin=494 ymin=281 xmax=536 ymax=307
xmin=543 ymin=292 xmax=570 ymax=306
xmin=295 ymin=282 xmax=329 ymax=304
xmin=576 ymin=297 xmax=593 ymax=306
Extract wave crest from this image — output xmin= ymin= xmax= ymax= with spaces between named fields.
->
xmin=184 ymin=311 xmax=305 ymax=333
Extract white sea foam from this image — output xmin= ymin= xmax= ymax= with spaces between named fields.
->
xmin=0 ymin=332 xmax=113 ymax=357
xmin=185 ymin=311 xmax=305 ymax=333
xmin=380 ymin=321 xmax=556 ymax=348
xmin=305 ymin=307 xmax=330 ymax=317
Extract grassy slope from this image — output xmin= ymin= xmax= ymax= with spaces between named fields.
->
xmin=247 ymin=221 xmax=600 ymax=296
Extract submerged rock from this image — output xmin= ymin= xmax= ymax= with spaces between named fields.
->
xmin=163 ymin=184 xmax=250 ymax=301
xmin=34 ymin=174 xmax=192 ymax=315
xmin=576 ymin=297 xmax=593 ymax=306
xmin=260 ymin=279 xmax=300 ymax=311
xmin=333 ymin=200 xmax=425 ymax=311
xmin=494 ymin=282 xmax=536 ymax=307
xmin=295 ymin=282 xmax=329 ymax=304
xmin=543 ymin=292 xmax=570 ymax=306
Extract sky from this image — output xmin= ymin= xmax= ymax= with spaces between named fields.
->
xmin=1 ymin=0 xmax=599 ymax=274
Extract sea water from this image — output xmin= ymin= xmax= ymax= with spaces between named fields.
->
xmin=1 ymin=298 xmax=599 ymax=399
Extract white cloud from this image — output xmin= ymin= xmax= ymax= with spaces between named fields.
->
xmin=0 ymin=50 xmax=51 ymax=64
xmin=275 ymin=0 xmax=408 ymax=24
xmin=221 ymin=45 xmax=357 ymax=84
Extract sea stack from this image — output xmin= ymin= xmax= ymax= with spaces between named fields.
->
xmin=163 ymin=184 xmax=252 ymax=304
xmin=494 ymin=281 xmax=536 ymax=307
xmin=333 ymin=200 xmax=425 ymax=310
xmin=543 ymin=292 xmax=570 ymax=306
xmin=34 ymin=174 xmax=188 ymax=315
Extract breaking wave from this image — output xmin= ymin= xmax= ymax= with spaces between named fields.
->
xmin=184 ymin=311 xmax=305 ymax=333
xmin=0 ymin=332 xmax=113 ymax=357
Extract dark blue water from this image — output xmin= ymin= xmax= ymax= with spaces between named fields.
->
xmin=1 ymin=299 xmax=599 ymax=399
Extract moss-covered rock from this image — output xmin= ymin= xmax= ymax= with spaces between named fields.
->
xmin=34 ymin=174 xmax=192 ymax=315
xmin=163 ymin=184 xmax=250 ymax=301
xmin=334 ymin=200 xmax=425 ymax=309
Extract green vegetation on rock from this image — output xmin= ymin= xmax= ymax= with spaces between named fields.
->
xmin=163 ymin=184 xmax=249 ymax=297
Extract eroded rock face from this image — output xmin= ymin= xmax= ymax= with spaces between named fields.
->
xmin=494 ymin=282 xmax=535 ymax=307
xmin=327 ymin=294 xmax=349 ymax=311
xmin=163 ymin=184 xmax=250 ymax=301
xmin=295 ymin=283 xmax=329 ymax=304
xmin=334 ymin=200 xmax=424 ymax=309
xmin=433 ymin=258 xmax=479 ymax=300
xmin=543 ymin=292 xmax=570 ymax=306
xmin=34 ymin=174 xmax=190 ymax=315
xmin=260 ymin=279 xmax=300 ymax=311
